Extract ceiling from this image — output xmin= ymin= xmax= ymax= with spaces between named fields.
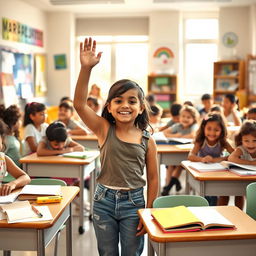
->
xmin=21 ymin=0 xmax=256 ymax=16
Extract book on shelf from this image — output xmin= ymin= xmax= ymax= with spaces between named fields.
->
xmin=62 ymin=151 xmax=96 ymax=159
xmin=0 ymin=200 xmax=53 ymax=223
xmin=152 ymin=132 xmax=193 ymax=145
xmin=221 ymin=161 xmax=256 ymax=176
xmin=17 ymin=184 xmax=62 ymax=200
xmin=151 ymin=205 xmax=235 ymax=233
xmin=182 ymin=160 xmax=227 ymax=173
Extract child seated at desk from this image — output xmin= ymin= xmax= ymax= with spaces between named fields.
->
xmin=0 ymin=120 xmax=30 ymax=196
xmin=161 ymin=105 xmax=199 ymax=196
xmin=37 ymin=121 xmax=84 ymax=156
xmin=220 ymin=120 xmax=256 ymax=210
xmin=188 ymin=113 xmax=234 ymax=205
xmin=199 ymin=93 xmax=213 ymax=118
xmin=149 ymin=105 xmax=162 ymax=133
xmin=58 ymin=102 xmax=87 ymax=136
xmin=247 ymin=107 xmax=256 ymax=120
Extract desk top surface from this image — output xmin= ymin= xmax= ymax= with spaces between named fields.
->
xmin=182 ymin=163 xmax=256 ymax=181
xmin=157 ymin=144 xmax=192 ymax=153
xmin=138 ymin=206 xmax=256 ymax=243
xmin=0 ymin=186 xmax=79 ymax=229
xmin=20 ymin=152 xmax=100 ymax=165
xmin=71 ymin=134 xmax=98 ymax=141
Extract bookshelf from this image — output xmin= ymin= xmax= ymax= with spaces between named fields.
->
xmin=213 ymin=60 xmax=246 ymax=108
xmin=147 ymin=74 xmax=177 ymax=116
xmin=246 ymin=55 xmax=256 ymax=106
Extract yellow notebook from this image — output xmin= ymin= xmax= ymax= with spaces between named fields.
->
xmin=151 ymin=206 xmax=235 ymax=233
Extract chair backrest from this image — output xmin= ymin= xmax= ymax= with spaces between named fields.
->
xmin=153 ymin=195 xmax=209 ymax=208
xmin=30 ymin=178 xmax=67 ymax=186
xmin=246 ymin=182 xmax=256 ymax=220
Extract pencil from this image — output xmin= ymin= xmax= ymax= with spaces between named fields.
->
xmin=31 ymin=205 xmax=43 ymax=218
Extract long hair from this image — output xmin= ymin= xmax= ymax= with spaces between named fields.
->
xmin=101 ymin=79 xmax=150 ymax=130
xmin=195 ymin=113 xmax=227 ymax=149
xmin=235 ymin=120 xmax=256 ymax=147
xmin=23 ymin=102 xmax=46 ymax=127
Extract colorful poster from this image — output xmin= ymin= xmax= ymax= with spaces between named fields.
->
xmin=54 ymin=54 xmax=67 ymax=70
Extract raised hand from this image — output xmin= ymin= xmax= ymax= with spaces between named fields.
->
xmin=80 ymin=37 xmax=102 ymax=68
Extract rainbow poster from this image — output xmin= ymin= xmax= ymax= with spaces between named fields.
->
xmin=153 ymin=47 xmax=174 ymax=59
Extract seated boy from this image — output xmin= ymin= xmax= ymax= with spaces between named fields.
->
xmin=199 ymin=93 xmax=213 ymax=117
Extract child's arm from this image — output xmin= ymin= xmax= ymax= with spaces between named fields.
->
xmin=158 ymin=124 xmax=169 ymax=132
xmin=36 ymin=141 xmax=73 ymax=156
xmin=26 ymin=136 xmax=38 ymax=153
xmin=68 ymin=126 xmax=87 ymax=136
xmin=231 ymin=107 xmax=242 ymax=126
xmin=74 ymin=38 xmax=108 ymax=144
xmin=137 ymin=137 xmax=158 ymax=237
xmin=0 ymin=156 xmax=31 ymax=196
xmin=188 ymin=143 xmax=213 ymax=163
xmin=228 ymin=147 xmax=256 ymax=165
xmin=67 ymin=139 xmax=84 ymax=152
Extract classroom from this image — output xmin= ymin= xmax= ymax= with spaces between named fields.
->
xmin=1 ymin=0 xmax=256 ymax=255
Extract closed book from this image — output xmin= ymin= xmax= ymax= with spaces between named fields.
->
xmin=151 ymin=206 xmax=235 ymax=233
xmin=17 ymin=185 xmax=61 ymax=200
xmin=62 ymin=151 xmax=96 ymax=159
xmin=182 ymin=160 xmax=227 ymax=173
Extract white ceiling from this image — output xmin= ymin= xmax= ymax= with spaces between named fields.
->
xmin=21 ymin=0 xmax=256 ymax=16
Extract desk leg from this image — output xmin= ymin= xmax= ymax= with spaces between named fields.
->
xmin=158 ymin=243 xmax=166 ymax=256
xmin=185 ymin=170 xmax=189 ymax=194
xmin=157 ymin=153 xmax=161 ymax=196
xmin=79 ymin=165 xmax=85 ymax=234
xmin=200 ymin=182 xmax=205 ymax=197
xmin=66 ymin=206 xmax=72 ymax=256
xmin=3 ymin=251 xmax=11 ymax=256
xmin=147 ymin=235 xmax=154 ymax=256
xmin=37 ymin=230 xmax=45 ymax=256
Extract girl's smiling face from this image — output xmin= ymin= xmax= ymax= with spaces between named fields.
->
xmin=242 ymin=134 xmax=256 ymax=155
xmin=179 ymin=110 xmax=195 ymax=128
xmin=30 ymin=110 xmax=46 ymax=126
xmin=204 ymin=121 xmax=222 ymax=144
xmin=107 ymin=89 xmax=144 ymax=124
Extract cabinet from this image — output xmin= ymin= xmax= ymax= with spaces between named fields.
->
xmin=147 ymin=74 xmax=177 ymax=116
xmin=246 ymin=55 xmax=256 ymax=106
xmin=213 ymin=60 xmax=246 ymax=108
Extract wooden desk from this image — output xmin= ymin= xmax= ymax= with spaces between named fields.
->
xmin=0 ymin=186 xmax=79 ymax=256
xmin=182 ymin=163 xmax=256 ymax=196
xmin=139 ymin=206 xmax=256 ymax=256
xmin=20 ymin=152 xmax=100 ymax=234
xmin=157 ymin=145 xmax=191 ymax=194
xmin=71 ymin=134 xmax=99 ymax=149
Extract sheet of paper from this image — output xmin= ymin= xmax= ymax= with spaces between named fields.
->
xmin=0 ymin=191 xmax=20 ymax=204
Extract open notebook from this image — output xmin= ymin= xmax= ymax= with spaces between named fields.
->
xmin=151 ymin=206 xmax=235 ymax=233
xmin=221 ymin=161 xmax=256 ymax=176
xmin=152 ymin=132 xmax=193 ymax=145
xmin=182 ymin=160 xmax=227 ymax=173
xmin=62 ymin=151 xmax=97 ymax=159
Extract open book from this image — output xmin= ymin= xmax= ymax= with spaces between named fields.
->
xmin=0 ymin=191 xmax=20 ymax=204
xmin=0 ymin=200 xmax=53 ymax=223
xmin=62 ymin=151 xmax=96 ymax=159
xmin=182 ymin=160 xmax=227 ymax=173
xmin=152 ymin=132 xmax=193 ymax=145
xmin=221 ymin=161 xmax=256 ymax=176
xmin=151 ymin=206 xmax=235 ymax=233
xmin=17 ymin=185 xmax=62 ymax=200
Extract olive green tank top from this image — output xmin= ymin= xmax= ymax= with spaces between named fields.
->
xmin=97 ymin=125 xmax=150 ymax=189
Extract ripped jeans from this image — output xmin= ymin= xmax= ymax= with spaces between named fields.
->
xmin=93 ymin=183 xmax=145 ymax=256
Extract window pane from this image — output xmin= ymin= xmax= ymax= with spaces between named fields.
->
xmin=115 ymin=43 xmax=148 ymax=92
xmin=185 ymin=19 xmax=218 ymax=39
xmin=185 ymin=43 xmax=217 ymax=95
xmin=89 ymin=44 xmax=111 ymax=98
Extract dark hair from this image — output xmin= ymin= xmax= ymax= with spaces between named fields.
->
xmin=87 ymin=97 xmax=99 ymax=107
xmin=201 ymin=94 xmax=212 ymax=101
xmin=225 ymin=94 xmax=238 ymax=104
xmin=1 ymin=105 xmax=21 ymax=138
xmin=101 ymin=79 xmax=149 ymax=130
xmin=59 ymin=102 xmax=74 ymax=112
xmin=0 ymin=119 xmax=7 ymax=137
xmin=60 ymin=96 xmax=73 ymax=103
xmin=145 ymin=94 xmax=156 ymax=105
xmin=183 ymin=101 xmax=194 ymax=107
xmin=46 ymin=121 xmax=68 ymax=142
xmin=23 ymin=102 xmax=46 ymax=127
xmin=235 ymin=120 xmax=256 ymax=147
xmin=150 ymin=105 xmax=160 ymax=116
xmin=170 ymin=103 xmax=182 ymax=116
xmin=210 ymin=105 xmax=222 ymax=113
xmin=248 ymin=107 xmax=256 ymax=115
xmin=195 ymin=113 xmax=227 ymax=149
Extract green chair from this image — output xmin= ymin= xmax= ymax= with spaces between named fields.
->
xmin=246 ymin=182 xmax=256 ymax=220
xmin=153 ymin=195 xmax=209 ymax=208
xmin=30 ymin=178 xmax=67 ymax=256
xmin=2 ymin=173 xmax=15 ymax=184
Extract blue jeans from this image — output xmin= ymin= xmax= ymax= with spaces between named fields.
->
xmin=93 ymin=184 xmax=145 ymax=256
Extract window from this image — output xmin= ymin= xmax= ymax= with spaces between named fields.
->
xmin=76 ymin=36 xmax=149 ymax=99
xmin=183 ymin=16 xmax=218 ymax=103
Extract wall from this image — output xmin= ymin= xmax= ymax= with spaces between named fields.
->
xmin=250 ymin=4 xmax=256 ymax=55
xmin=219 ymin=6 xmax=251 ymax=60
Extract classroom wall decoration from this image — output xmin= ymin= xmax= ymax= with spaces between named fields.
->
xmin=34 ymin=54 xmax=47 ymax=97
xmin=152 ymin=46 xmax=175 ymax=74
xmin=2 ymin=18 xmax=43 ymax=47
xmin=54 ymin=54 xmax=67 ymax=70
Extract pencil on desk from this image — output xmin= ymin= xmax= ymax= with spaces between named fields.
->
xmin=31 ymin=205 xmax=43 ymax=218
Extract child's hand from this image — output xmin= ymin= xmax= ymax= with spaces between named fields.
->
xmin=80 ymin=37 xmax=102 ymax=69
xmin=0 ymin=183 xmax=15 ymax=196
xmin=63 ymin=147 xmax=74 ymax=154
xmin=202 ymin=155 xmax=213 ymax=163
xmin=136 ymin=219 xmax=146 ymax=236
